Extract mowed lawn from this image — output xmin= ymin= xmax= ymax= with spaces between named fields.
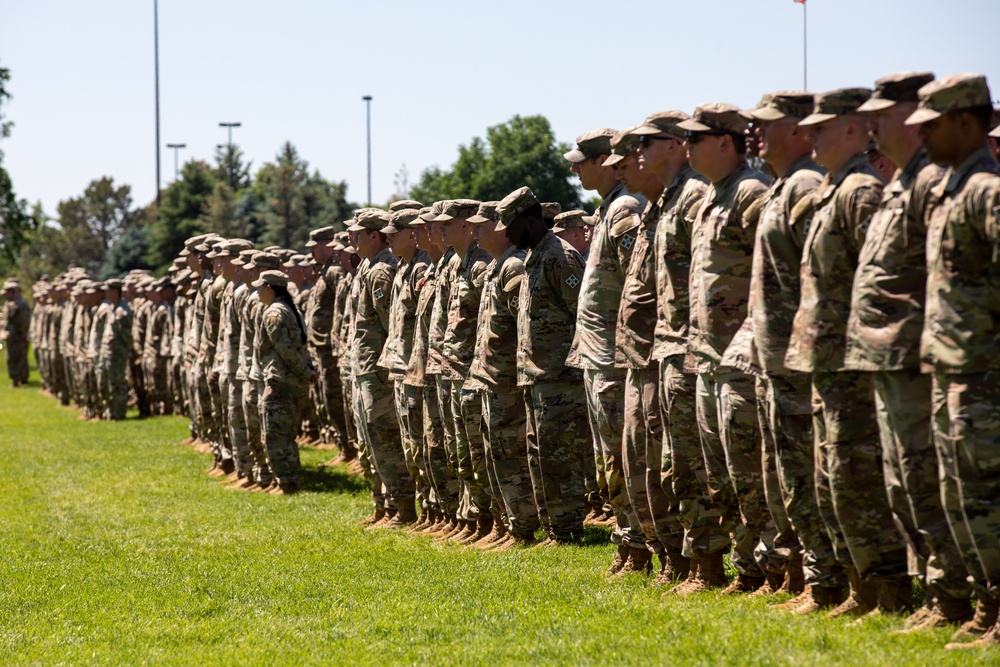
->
xmin=0 ymin=356 xmax=995 ymax=666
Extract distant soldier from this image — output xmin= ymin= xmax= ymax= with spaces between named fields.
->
xmin=2 ymin=279 xmax=31 ymax=386
xmin=98 ymin=279 xmax=134 ymax=420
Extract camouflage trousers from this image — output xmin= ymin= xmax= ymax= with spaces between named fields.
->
xmin=660 ymin=357 xmax=730 ymax=558
xmin=130 ymin=358 xmax=150 ymax=417
xmin=451 ymin=379 xmax=492 ymax=521
xmin=243 ymin=380 xmax=272 ymax=485
xmin=525 ymin=381 xmax=589 ymax=541
xmin=350 ymin=371 xmax=384 ymax=510
xmin=259 ymin=378 xmax=305 ymax=486
xmin=228 ymin=377 xmax=252 ymax=477
xmin=696 ymin=370 xmax=770 ymax=577
xmin=422 ymin=380 xmax=459 ymax=517
xmin=357 ymin=371 xmax=412 ymax=511
xmin=483 ymin=388 xmax=537 ymax=538
xmin=436 ymin=377 xmax=463 ymax=515
xmin=875 ymin=369 xmax=970 ymax=599
xmin=212 ymin=370 xmax=233 ymax=462
xmin=97 ymin=357 xmax=129 ymax=420
xmin=192 ymin=365 xmax=216 ymax=447
xmin=319 ymin=353 xmax=347 ymax=448
xmin=5 ymin=342 xmax=29 ymax=383
xmin=583 ymin=369 xmax=641 ymax=546
xmin=394 ymin=380 xmax=429 ymax=513
xmin=759 ymin=374 xmax=844 ymax=587
xmin=339 ymin=363 xmax=359 ymax=460
xmin=755 ymin=376 xmax=796 ymax=573
xmin=145 ymin=357 xmax=170 ymax=415
xmin=932 ymin=370 xmax=1000 ymax=599
xmin=624 ymin=366 xmax=684 ymax=553
xmin=812 ymin=371 xmax=907 ymax=579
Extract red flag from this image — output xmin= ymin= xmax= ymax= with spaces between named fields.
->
xmin=794 ymin=0 xmax=805 ymax=4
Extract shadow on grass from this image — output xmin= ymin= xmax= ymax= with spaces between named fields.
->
xmin=578 ymin=524 xmax=612 ymax=547
xmin=299 ymin=464 xmax=370 ymax=495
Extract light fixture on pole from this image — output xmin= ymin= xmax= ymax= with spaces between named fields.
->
xmin=362 ymin=95 xmax=372 ymax=206
xmin=166 ymin=143 xmax=186 ymax=181
xmin=219 ymin=122 xmax=242 ymax=147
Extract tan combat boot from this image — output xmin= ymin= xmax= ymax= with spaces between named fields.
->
xmin=614 ymin=547 xmax=653 ymax=577
xmin=607 ymin=544 xmax=630 ymax=575
xmin=827 ymin=568 xmax=878 ymax=619
xmin=652 ymin=547 xmax=690 ymax=586
xmin=788 ymin=584 xmax=847 ymax=615
xmin=952 ymin=597 xmax=1000 ymax=641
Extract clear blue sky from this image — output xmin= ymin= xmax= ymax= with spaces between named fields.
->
xmin=2 ymin=0 xmax=998 ymax=217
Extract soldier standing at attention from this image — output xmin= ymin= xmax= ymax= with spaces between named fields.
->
xmin=785 ymin=88 xmax=906 ymax=618
xmin=901 ymin=73 xmax=1000 ymax=651
xmin=2 ymin=280 xmax=31 ymax=386
xmin=98 ymin=279 xmax=133 ymax=421
xmin=498 ymin=186 xmax=588 ymax=545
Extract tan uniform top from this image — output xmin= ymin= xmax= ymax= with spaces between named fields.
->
xmin=307 ymin=261 xmax=339 ymax=354
xmin=919 ymin=146 xmax=1000 ymax=373
xmin=516 ymin=231 xmax=585 ymax=386
xmin=651 ymin=166 xmax=709 ymax=362
xmin=845 ymin=150 xmax=944 ymax=371
xmin=403 ymin=258 xmax=439 ymax=389
xmin=225 ymin=282 xmax=249 ymax=378
xmin=785 ymin=152 xmax=883 ymax=372
xmin=351 ymin=247 xmax=396 ymax=376
xmin=378 ymin=249 xmax=430 ymax=379
xmin=689 ymin=161 xmax=770 ymax=372
xmin=88 ymin=301 xmax=112 ymax=360
xmin=425 ymin=248 xmax=458 ymax=377
xmin=468 ymin=245 xmax=525 ymax=394
xmin=615 ymin=194 xmax=661 ymax=369
xmin=566 ymin=182 xmax=644 ymax=371
xmin=144 ymin=301 xmax=172 ymax=360
xmin=439 ymin=244 xmax=491 ymax=381
xmin=259 ymin=300 xmax=311 ymax=385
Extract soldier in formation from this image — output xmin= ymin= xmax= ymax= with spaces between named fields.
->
xmin=18 ymin=70 xmax=1000 ymax=651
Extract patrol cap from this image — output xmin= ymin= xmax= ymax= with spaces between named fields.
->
xmin=991 ymin=124 xmax=1000 ymax=139
xmin=603 ymin=126 xmax=643 ymax=167
xmin=857 ymin=72 xmax=935 ymax=114
xmin=749 ymin=92 xmax=816 ymax=121
xmin=542 ymin=202 xmax=562 ymax=221
xmin=213 ymin=238 xmax=253 ymax=258
xmin=245 ymin=251 xmax=283 ymax=271
xmin=495 ymin=186 xmax=540 ymax=231
xmin=382 ymin=208 xmax=421 ymax=234
xmin=677 ymin=103 xmax=749 ymax=135
xmin=799 ymin=88 xmax=873 ymax=126
xmin=563 ymin=128 xmax=616 ymax=163
xmin=348 ymin=209 xmax=391 ymax=232
xmin=283 ymin=253 xmax=307 ymax=269
xmin=388 ymin=199 xmax=424 ymax=212
xmin=180 ymin=233 xmax=211 ymax=257
xmin=991 ymin=107 xmax=1000 ymax=130
xmin=232 ymin=248 xmax=256 ymax=267
xmin=632 ymin=110 xmax=690 ymax=138
xmin=552 ymin=210 xmax=592 ymax=232
xmin=305 ymin=226 xmax=337 ymax=247
xmin=104 ymin=278 xmax=124 ymax=291
xmin=416 ymin=201 xmax=446 ymax=225
xmin=194 ymin=234 xmax=223 ymax=253
xmin=252 ymin=270 xmax=288 ymax=289
xmin=327 ymin=230 xmax=352 ymax=249
xmin=433 ymin=199 xmax=480 ymax=222
xmin=2 ymin=280 xmax=19 ymax=291
xmin=467 ymin=201 xmax=499 ymax=225
xmin=905 ymin=73 xmax=993 ymax=125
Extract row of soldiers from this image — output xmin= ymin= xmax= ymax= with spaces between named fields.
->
xmin=22 ymin=70 xmax=1000 ymax=651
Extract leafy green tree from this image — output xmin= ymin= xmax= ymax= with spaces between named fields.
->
xmin=99 ymin=220 xmax=152 ymax=279
xmin=145 ymin=160 xmax=217 ymax=271
xmin=201 ymin=181 xmax=238 ymax=238
xmin=410 ymin=115 xmax=582 ymax=210
xmin=0 ymin=62 xmax=39 ymax=273
xmin=214 ymin=144 xmax=252 ymax=191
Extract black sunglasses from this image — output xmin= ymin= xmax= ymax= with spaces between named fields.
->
xmin=638 ymin=134 xmax=676 ymax=147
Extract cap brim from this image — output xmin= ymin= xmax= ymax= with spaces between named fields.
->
xmin=380 ymin=225 xmax=400 ymax=234
xmin=904 ymin=107 xmax=942 ymax=126
xmin=251 ymin=279 xmax=265 ymax=288
xmin=346 ymin=223 xmax=366 ymax=232
xmin=432 ymin=214 xmax=456 ymax=222
xmin=990 ymin=125 xmax=1000 ymax=138
xmin=494 ymin=219 xmax=510 ymax=232
xmin=305 ymin=240 xmax=318 ymax=247
xmin=563 ymin=148 xmax=587 ymax=163
xmin=676 ymin=118 xmax=713 ymax=132
xmin=798 ymin=113 xmax=837 ymax=127
xmin=631 ymin=124 xmax=663 ymax=136
xmin=750 ymin=107 xmax=788 ymax=121
xmin=602 ymin=154 xmax=625 ymax=167
xmin=856 ymin=97 xmax=897 ymax=114
xmin=231 ymin=258 xmax=246 ymax=266
xmin=466 ymin=215 xmax=490 ymax=225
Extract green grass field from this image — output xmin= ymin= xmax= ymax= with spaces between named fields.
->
xmin=1 ymin=355 xmax=996 ymax=666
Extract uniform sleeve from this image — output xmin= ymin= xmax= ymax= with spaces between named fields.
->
xmin=844 ymin=178 xmax=884 ymax=253
xmin=370 ymin=267 xmax=395 ymax=332
xmin=607 ymin=205 xmax=642 ymax=274
xmin=266 ymin=308 xmax=309 ymax=382
xmin=500 ymin=261 xmax=525 ymax=318
xmin=548 ymin=252 xmax=584 ymax=319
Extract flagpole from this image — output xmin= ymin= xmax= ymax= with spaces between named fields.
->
xmin=803 ymin=1 xmax=808 ymax=89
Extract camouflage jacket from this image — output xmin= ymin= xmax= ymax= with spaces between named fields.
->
xmin=616 ymin=192 xmax=662 ymax=369
xmin=259 ymin=300 xmax=312 ymax=385
xmin=785 ymin=152 xmax=883 ymax=372
xmin=440 ymin=244 xmax=491 ymax=381
xmin=517 ymin=231 xmax=585 ymax=386
xmin=651 ymin=166 xmax=709 ymax=362
xmin=469 ymin=245 xmax=525 ymax=393
xmin=845 ymin=149 xmax=944 ymax=371
xmin=426 ymin=248 xmax=458 ymax=377
xmin=746 ymin=154 xmax=825 ymax=375
xmin=403 ymin=258 xmax=438 ymax=388
xmin=88 ymin=301 xmax=112 ymax=360
xmin=689 ymin=161 xmax=770 ymax=372
xmin=224 ymin=281 xmax=248 ymax=377
xmin=566 ymin=182 xmax=644 ymax=371
xmin=331 ymin=270 xmax=351 ymax=360
xmin=100 ymin=301 xmax=134 ymax=367
xmin=306 ymin=260 xmax=338 ymax=354
xmin=353 ymin=248 xmax=397 ymax=376
xmin=2 ymin=297 xmax=30 ymax=348
xmin=144 ymin=301 xmax=172 ymax=360
xmin=378 ymin=249 xmax=430 ymax=379
xmin=919 ymin=146 xmax=1000 ymax=373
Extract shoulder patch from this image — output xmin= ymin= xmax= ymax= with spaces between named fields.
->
xmin=620 ymin=234 xmax=635 ymax=250
xmin=373 ymin=287 xmax=384 ymax=300
xmin=511 ymin=296 xmax=519 ymax=310
xmin=565 ymin=275 xmax=580 ymax=289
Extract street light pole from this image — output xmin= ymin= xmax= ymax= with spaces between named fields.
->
xmin=362 ymin=95 xmax=372 ymax=206
xmin=219 ymin=122 xmax=242 ymax=147
xmin=166 ymin=143 xmax=186 ymax=181
xmin=154 ymin=0 xmax=161 ymax=206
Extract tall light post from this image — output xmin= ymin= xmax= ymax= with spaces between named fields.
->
xmin=166 ymin=143 xmax=186 ymax=181
xmin=362 ymin=95 xmax=372 ymax=206
xmin=154 ymin=0 xmax=161 ymax=205
xmin=219 ymin=121 xmax=241 ymax=147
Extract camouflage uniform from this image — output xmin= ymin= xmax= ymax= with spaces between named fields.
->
xmin=130 ymin=291 xmax=152 ymax=417
xmin=333 ymin=269 xmax=358 ymax=461
xmin=88 ymin=299 xmax=113 ymax=417
xmin=470 ymin=245 xmax=535 ymax=537
xmin=786 ymin=151 xmax=907 ymax=580
xmin=307 ymin=256 xmax=345 ymax=447
xmin=144 ymin=298 xmax=173 ymax=415
xmin=2 ymin=294 xmax=30 ymax=383
xmin=440 ymin=242 xmax=492 ymax=522
xmin=354 ymin=243 xmax=413 ymax=515
xmin=617 ymin=192 xmax=684 ymax=555
xmin=244 ymin=285 xmax=272 ymax=485
xmin=919 ymin=143 xmax=1000 ymax=603
xmin=226 ymin=277 xmax=252 ymax=477
xmin=258 ymin=297 xmax=311 ymax=487
xmin=98 ymin=298 xmax=134 ymax=420
xmin=689 ymin=160 xmax=772 ymax=578
xmin=566 ymin=181 xmax=645 ymax=546
xmin=745 ymin=149 xmax=840 ymax=588
xmin=517 ymin=230 xmax=588 ymax=540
